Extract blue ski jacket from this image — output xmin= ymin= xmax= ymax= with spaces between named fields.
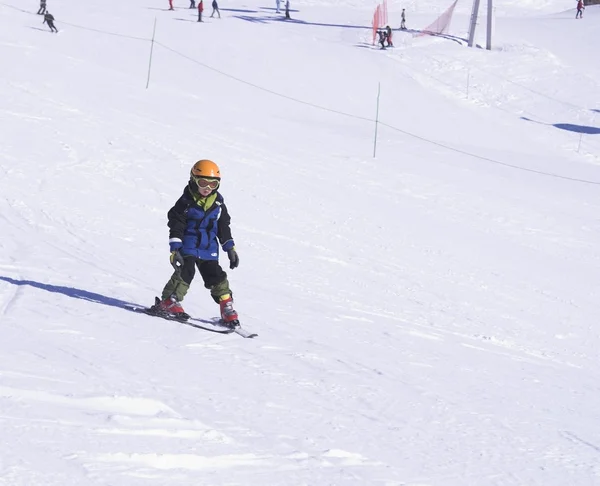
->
xmin=167 ymin=183 xmax=235 ymax=260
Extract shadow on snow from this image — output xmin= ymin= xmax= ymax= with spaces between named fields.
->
xmin=0 ymin=275 xmax=137 ymax=312
xmin=521 ymin=117 xmax=600 ymax=134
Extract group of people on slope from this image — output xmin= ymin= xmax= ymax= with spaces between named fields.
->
xmin=168 ymin=0 xmax=221 ymax=20
xmin=168 ymin=0 xmax=291 ymax=20
xmin=377 ymin=25 xmax=394 ymax=49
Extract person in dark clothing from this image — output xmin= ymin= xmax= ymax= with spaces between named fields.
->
xmin=197 ymin=0 xmax=204 ymax=21
xmin=37 ymin=0 xmax=47 ymax=15
xmin=385 ymin=25 xmax=393 ymax=47
xmin=400 ymin=9 xmax=407 ymax=30
xmin=153 ymin=159 xmax=240 ymax=325
xmin=43 ymin=12 xmax=58 ymax=32
xmin=210 ymin=0 xmax=220 ymax=18
xmin=285 ymin=0 xmax=290 ymax=19
xmin=190 ymin=0 xmax=196 ymax=8
xmin=377 ymin=29 xmax=387 ymax=49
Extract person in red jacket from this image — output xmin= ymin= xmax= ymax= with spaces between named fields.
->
xmin=576 ymin=0 xmax=584 ymax=18
xmin=198 ymin=0 xmax=204 ymax=21
xmin=168 ymin=0 xmax=174 ymax=10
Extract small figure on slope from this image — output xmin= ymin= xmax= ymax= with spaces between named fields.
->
xmin=198 ymin=0 xmax=204 ymax=21
xmin=210 ymin=0 xmax=220 ymax=18
xmin=385 ymin=25 xmax=393 ymax=47
xmin=37 ymin=0 xmax=47 ymax=15
xmin=154 ymin=159 xmax=240 ymax=325
xmin=377 ymin=29 xmax=387 ymax=49
xmin=43 ymin=11 xmax=58 ymax=32
xmin=400 ymin=8 xmax=407 ymax=30
xmin=576 ymin=0 xmax=585 ymax=18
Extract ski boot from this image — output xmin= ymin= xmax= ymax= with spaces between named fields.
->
xmin=219 ymin=295 xmax=239 ymax=328
xmin=152 ymin=296 xmax=189 ymax=320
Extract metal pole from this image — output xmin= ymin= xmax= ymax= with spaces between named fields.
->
xmin=146 ymin=18 xmax=157 ymax=89
xmin=466 ymin=68 xmax=470 ymax=99
xmin=486 ymin=0 xmax=493 ymax=50
xmin=373 ymin=82 xmax=381 ymax=158
xmin=468 ymin=0 xmax=481 ymax=47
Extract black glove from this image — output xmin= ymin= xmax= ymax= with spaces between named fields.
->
xmin=170 ymin=250 xmax=184 ymax=271
xmin=227 ymin=247 xmax=239 ymax=270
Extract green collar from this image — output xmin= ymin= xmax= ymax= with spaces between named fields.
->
xmin=191 ymin=191 xmax=217 ymax=210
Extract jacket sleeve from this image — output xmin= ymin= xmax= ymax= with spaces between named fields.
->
xmin=217 ymin=202 xmax=235 ymax=251
xmin=167 ymin=194 xmax=189 ymax=244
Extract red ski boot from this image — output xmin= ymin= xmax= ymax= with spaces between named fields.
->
xmin=156 ymin=296 xmax=185 ymax=315
xmin=219 ymin=295 xmax=239 ymax=327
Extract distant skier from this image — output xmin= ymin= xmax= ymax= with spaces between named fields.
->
xmin=37 ymin=0 xmax=46 ymax=15
xmin=377 ymin=29 xmax=387 ymax=49
xmin=400 ymin=9 xmax=407 ymax=30
xmin=576 ymin=0 xmax=584 ymax=18
xmin=197 ymin=0 xmax=204 ymax=21
xmin=189 ymin=0 xmax=196 ymax=8
xmin=210 ymin=0 xmax=220 ymax=18
xmin=276 ymin=0 xmax=281 ymax=13
xmin=151 ymin=159 xmax=240 ymax=326
xmin=385 ymin=25 xmax=393 ymax=47
xmin=43 ymin=11 xmax=58 ymax=32
xmin=285 ymin=0 xmax=290 ymax=19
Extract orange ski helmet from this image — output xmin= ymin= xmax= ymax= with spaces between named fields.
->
xmin=190 ymin=159 xmax=221 ymax=180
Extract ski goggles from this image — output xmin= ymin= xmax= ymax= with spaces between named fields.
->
xmin=192 ymin=176 xmax=220 ymax=190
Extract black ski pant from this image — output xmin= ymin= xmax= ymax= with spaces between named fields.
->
xmin=47 ymin=21 xmax=58 ymax=32
xmin=181 ymin=257 xmax=229 ymax=302
xmin=37 ymin=6 xmax=46 ymax=14
xmin=190 ymin=0 xmax=196 ymax=8
xmin=210 ymin=7 xmax=220 ymax=17
xmin=198 ymin=11 xmax=203 ymax=21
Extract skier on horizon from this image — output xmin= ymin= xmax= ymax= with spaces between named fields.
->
xmin=43 ymin=11 xmax=58 ymax=32
xmin=198 ymin=0 xmax=204 ymax=21
xmin=151 ymin=159 xmax=240 ymax=325
xmin=400 ymin=8 xmax=407 ymax=30
xmin=385 ymin=25 xmax=393 ymax=47
xmin=377 ymin=29 xmax=387 ymax=49
xmin=285 ymin=0 xmax=290 ymax=19
xmin=576 ymin=0 xmax=584 ymax=18
xmin=210 ymin=0 xmax=220 ymax=18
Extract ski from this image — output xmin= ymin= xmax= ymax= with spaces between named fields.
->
xmin=127 ymin=303 xmax=257 ymax=338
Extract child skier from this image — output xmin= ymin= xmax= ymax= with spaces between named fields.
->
xmin=153 ymin=159 xmax=240 ymax=324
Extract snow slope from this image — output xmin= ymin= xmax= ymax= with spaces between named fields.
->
xmin=1 ymin=0 xmax=599 ymax=484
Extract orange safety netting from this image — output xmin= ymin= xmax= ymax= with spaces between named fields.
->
xmin=414 ymin=0 xmax=458 ymax=37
